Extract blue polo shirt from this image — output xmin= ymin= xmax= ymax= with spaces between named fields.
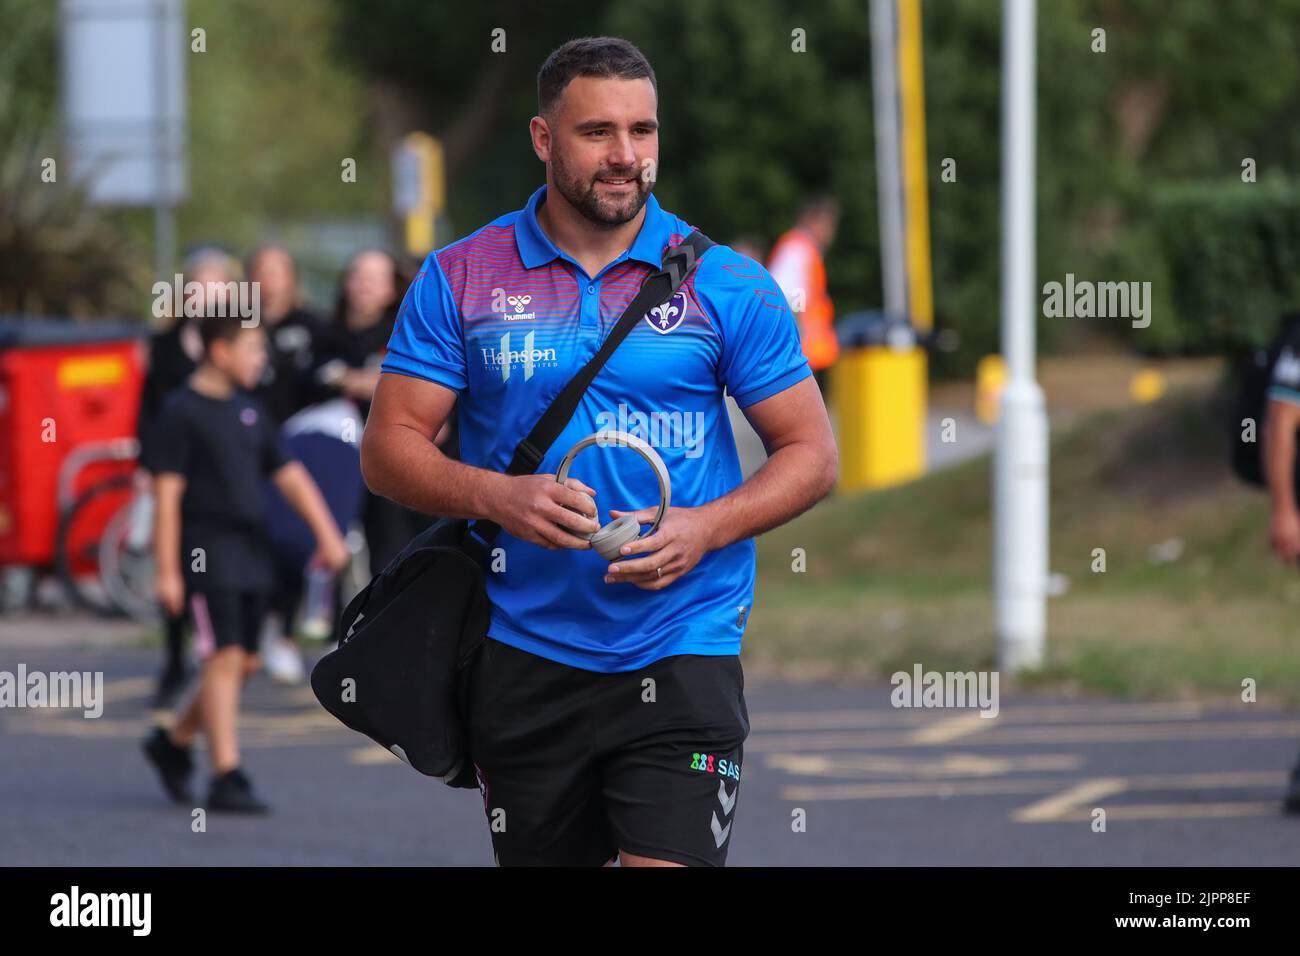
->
xmin=381 ymin=185 xmax=811 ymax=671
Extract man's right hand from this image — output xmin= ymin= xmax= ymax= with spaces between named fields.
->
xmin=492 ymin=475 xmax=601 ymax=549
xmin=1270 ymin=507 xmax=1300 ymax=564
xmin=156 ymin=568 xmax=186 ymax=617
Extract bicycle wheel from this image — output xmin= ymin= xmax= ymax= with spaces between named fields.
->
xmin=98 ymin=488 xmax=158 ymax=622
xmin=55 ymin=474 xmax=134 ymax=618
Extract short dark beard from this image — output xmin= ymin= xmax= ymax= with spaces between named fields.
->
xmin=549 ymin=140 xmax=650 ymax=227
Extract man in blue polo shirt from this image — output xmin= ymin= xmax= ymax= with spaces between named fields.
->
xmin=363 ymin=36 xmax=838 ymax=867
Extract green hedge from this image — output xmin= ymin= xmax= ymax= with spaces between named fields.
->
xmin=1142 ymin=175 xmax=1300 ymax=357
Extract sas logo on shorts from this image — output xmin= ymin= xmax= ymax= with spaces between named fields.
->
xmin=690 ymin=752 xmax=741 ymax=780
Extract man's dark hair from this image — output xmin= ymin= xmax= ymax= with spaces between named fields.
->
xmin=198 ymin=314 xmax=258 ymax=354
xmin=537 ymin=36 xmax=657 ymax=118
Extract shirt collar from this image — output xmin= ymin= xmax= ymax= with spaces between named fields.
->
xmin=515 ymin=184 xmax=674 ymax=272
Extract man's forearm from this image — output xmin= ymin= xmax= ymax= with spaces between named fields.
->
xmin=697 ymin=439 xmax=836 ymax=551
xmin=363 ymin=423 xmax=508 ymax=522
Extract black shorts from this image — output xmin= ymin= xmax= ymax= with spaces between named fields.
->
xmin=188 ymin=591 xmax=268 ymax=658
xmin=467 ymin=638 xmax=750 ymax=867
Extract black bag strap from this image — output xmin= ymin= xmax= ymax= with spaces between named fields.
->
xmin=466 ymin=229 xmax=714 ymax=551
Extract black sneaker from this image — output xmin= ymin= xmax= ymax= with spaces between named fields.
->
xmin=142 ymin=727 xmax=193 ymax=803
xmin=1284 ymin=764 xmax=1300 ymax=815
xmin=207 ymin=768 xmax=270 ymax=814
xmin=152 ymin=664 xmax=192 ymax=710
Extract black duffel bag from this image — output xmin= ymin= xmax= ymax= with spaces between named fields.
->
xmin=310 ymin=517 xmax=489 ymax=786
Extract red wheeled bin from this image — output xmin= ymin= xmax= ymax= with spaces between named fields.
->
xmin=0 ymin=317 xmax=147 ymax=581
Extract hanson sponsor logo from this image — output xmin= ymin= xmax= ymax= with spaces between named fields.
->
xmin=481 ymin=331 xmax=558 ymax=382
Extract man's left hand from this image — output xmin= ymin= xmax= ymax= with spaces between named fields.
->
xmin=603 ymin=505 xmax=716 ymax=590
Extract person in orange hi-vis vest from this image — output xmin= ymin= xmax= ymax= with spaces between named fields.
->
xmin=767 ymin=196 xmax=841 ymax=394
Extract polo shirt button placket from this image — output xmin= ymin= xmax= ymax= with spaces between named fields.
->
xmin=580 ymin=278 xmax=599 ymax=335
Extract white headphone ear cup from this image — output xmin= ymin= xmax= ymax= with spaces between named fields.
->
xmin=589 ymin=515 xmax=641 ymax=561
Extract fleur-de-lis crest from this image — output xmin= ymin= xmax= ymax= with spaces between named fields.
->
xmin=644 ymin=291 xmax=688 ymax=334
xmin=654 ymin=302 xmax=680 ymax=328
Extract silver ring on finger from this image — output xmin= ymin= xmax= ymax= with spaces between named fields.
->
xmin=657 ymin=567 xmax=663 ymax=579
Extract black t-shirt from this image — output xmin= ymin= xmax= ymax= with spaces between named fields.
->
xmin=142 ymin=384 xmax=293 ymax=593
xmin=255 ymin=306 xmax=327 ymax=425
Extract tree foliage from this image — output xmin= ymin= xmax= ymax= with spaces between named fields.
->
xmin=0 ymin=0 xmax=145 ymax=316
xmin=6 ymin=0 xmax=1300 ymax=357
xmin=333 ymin=0 xmax=1300 ymax=371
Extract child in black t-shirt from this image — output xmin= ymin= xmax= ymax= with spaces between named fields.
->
xmin=141 ymin=315 xmax=351 ymax=813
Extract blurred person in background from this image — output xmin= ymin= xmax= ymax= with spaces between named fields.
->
xmin=310 ymin=249 xmax=402 ymax=421
xmin=244 ymin=244 xmax=336 ymax=683
xmin=312 ymin=249 xmax=441 ymax=574
xmin=137 ymin=245 xmax=241 ymax=708
xmin=247 ymin=244 xmax=325 ymax=425
xmin=1260 ymin=319 xmax=1300 ymax=814
xmin=767 ymin=197 xmax=841 ymax=396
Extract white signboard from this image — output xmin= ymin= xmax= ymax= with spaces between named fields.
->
xmin=61 ymin=0 xmax=187 ymax=206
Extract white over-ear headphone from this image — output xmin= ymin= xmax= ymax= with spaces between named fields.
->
xmin=555 ymin=430 xmax=671 ymax=560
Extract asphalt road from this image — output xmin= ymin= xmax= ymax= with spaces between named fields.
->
xmin=4 ymin=641 xmax=1300 ymax=866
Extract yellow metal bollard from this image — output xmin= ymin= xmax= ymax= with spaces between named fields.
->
xmin=1130 ymin=368 xmax=1167 ymax=404
xmin=976 ymin=354 xmax=1007 ymax=424
xmin=834 ymin=345 xmax=927 ymax=494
